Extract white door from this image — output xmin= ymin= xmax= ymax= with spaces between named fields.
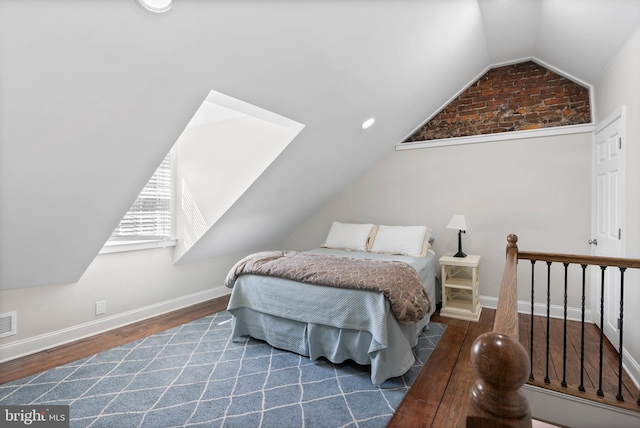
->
xmin=591 ymin=107 xmax=625 ymax=349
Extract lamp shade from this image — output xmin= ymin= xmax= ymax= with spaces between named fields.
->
xmin=447 ymin=214 xmax=470 ymax=231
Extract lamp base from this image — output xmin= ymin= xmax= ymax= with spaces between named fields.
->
xmin=454 ymin=230 xmax=467 ymax=257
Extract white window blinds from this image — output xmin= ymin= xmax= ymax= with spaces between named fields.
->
xmin=109 ymin=153 xmax=172 ymax=241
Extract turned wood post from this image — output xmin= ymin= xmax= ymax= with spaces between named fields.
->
xmin=467 ymin=332 xmax=531 ymax=427
xmin=467 ymin=234 xmax=532 ymax=428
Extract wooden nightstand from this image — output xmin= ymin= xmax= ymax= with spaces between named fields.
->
xmin=439 ymin=254 xmax=481 ymax=321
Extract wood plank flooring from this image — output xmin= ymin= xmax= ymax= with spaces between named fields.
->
xmin=1 ymin=297 xmax=638 ymax=427
xmin=389 ymin=310 xmax=492 ymax=427
xmin=390 ymin=308 xmax=640 ymax=427
xmin=518 ymin=311 xmax=640 ymax=412
xmin=0 ymin=297 xmax=229 ymax=385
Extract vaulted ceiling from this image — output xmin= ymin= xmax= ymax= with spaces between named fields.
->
xmin=1 ymin=0 xmax=639 ymax=289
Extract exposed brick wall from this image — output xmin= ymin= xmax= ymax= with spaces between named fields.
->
xmin=405 ymin=61 xmax=591 ymax=142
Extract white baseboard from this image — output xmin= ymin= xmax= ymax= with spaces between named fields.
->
xmin=623 ymin=347 xmax=640 ymax=390
xmin=479 ymin=295 xmax=592 ymax=322
xmin=0 ymin=286 xmax=230 ymax=364
xmin=480 ymin=294 xmax=640 ymax=390
xmin=524 ymin=384 xmax=640 ymax=427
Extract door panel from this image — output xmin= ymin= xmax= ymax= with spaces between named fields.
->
xmin=592 ymin=108 xmax=624 ymax=349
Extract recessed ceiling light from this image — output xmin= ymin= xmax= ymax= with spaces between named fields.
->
xmin=361 ymin=118 xmax=375 ymax=129
xmin=137 ymin=0 xmax=173 ymax=13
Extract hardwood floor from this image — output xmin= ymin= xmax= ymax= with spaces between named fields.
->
xmin=1 ymin=297 xmax=638 ymax=427
xmin=518 ymin=310 xmax=640 ymax=412
xmin=389 ymin=308 xmax=640 ymax=427
xmin=389 ymin=309 xmax=494 ymax=427
xmin=0 ymin=297 xmax=229 ymax=385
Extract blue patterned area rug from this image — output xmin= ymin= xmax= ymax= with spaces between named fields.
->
xmin=0 ymin=311 xmax=445 ymax=428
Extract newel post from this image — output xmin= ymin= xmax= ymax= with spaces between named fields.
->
xmin=506 ymin=233 xmax=518 ymax=256
xmin=467 ymin=234 xmax=532 ymax=427
xmin=467 ymin=332 xmax=532 ymax=427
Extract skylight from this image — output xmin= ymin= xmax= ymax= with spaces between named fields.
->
xmin=173 ymin=90 xmax=304 ymax=261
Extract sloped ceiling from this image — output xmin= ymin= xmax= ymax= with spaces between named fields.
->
xmin=0 ymin=0 xmax=639 ymax=289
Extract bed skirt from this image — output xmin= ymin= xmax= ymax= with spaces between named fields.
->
xmin=229 ymin=306 xmax=430 ymax=386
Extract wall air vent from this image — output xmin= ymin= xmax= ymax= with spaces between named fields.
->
xmin=0 ymin=311 xmax=17 ymax=338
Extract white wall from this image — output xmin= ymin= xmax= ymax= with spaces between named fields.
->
xmin=281 ymin=133 xmax=592 ymax=308
xmin=594 ymin=25 xmax=640 ymax=384
xmin=0 ymin=247 xmax=237 ymax=362
xmin=0 ymin=1 xmax=494 ymax=290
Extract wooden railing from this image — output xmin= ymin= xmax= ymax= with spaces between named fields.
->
xmin=467 ymin=234 xmax=640 ymax=426
xmin=467 ymin=234 xmax=532 ymax=427
xmin=518 ymin=248 xmax=640 ymax=406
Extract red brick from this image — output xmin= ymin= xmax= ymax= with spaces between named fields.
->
xmin=474 ymin=82 xmax=492 ymax=91
xmin=529 ymin=95 xmax=544 ymax=104
xmin=520 ymin=123 xmax=543 ymax=130
xmin=511 ymin=95 xmax=533 ymax=104
xmin=481 ymin=89 xmax=502 ymax=97
xmin=404 ymin=60 xmax=591 ymax=141
xmin=487 ymin=99 xmax=505 ymax=108
xmin=521 ymin=88 xmax=541 ymax=96
xmin=502 ymin=86 xmax=521 ymax=94
xmin=458 ymin=90 xmax=480 ymax=100
xmin=544 ymin=97 xmax=569 ymax=105
xmin=464 ymin=102 xmax=487 ymax=110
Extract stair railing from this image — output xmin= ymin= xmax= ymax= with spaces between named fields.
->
xmin=467 ymin=234 xmax=532 ymax=427
xmin=518 ymin=247 xmax=640 ymax=406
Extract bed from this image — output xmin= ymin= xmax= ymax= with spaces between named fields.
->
xmin=225 ymin=222 xmax=437 ymax=385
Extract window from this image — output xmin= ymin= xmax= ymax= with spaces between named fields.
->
xmin=109 ymin=153 xmax=173 ymax=242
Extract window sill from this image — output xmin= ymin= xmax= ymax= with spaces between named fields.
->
xmin=99 ymin=239 xmax=177 ymax=254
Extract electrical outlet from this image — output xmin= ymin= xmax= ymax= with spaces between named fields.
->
xmin=96 ymin=301 xmax=106 ymax=315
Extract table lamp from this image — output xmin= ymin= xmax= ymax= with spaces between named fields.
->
xmin=447 ymin=214 xmax=470 ymax=258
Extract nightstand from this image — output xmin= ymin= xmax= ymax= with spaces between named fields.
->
xmin=439 ymin=254 xmax=481 ymax=321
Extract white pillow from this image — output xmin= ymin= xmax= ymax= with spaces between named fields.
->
xmin=322 ymin=222 xmax=375 ymax=252
xmin=370 ymin=225 xmax=431 ymax=257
